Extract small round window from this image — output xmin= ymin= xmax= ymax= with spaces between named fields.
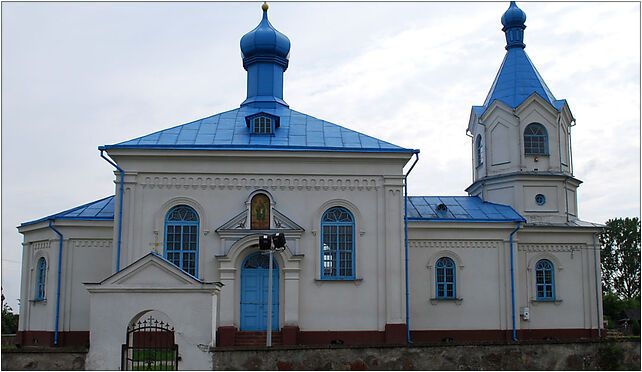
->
xmin=535 ymin=194 xmax=546 ymax=205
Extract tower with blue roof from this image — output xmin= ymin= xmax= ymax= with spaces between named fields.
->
xmin=466 ymin=2 xmax=581 ymax=225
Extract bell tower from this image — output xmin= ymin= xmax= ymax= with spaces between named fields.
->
xmin=466 ymin=2 xmax=581 ymax=224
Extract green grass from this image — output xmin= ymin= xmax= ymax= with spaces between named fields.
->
xmin=127 ymin=348 xmax=176 ymax=371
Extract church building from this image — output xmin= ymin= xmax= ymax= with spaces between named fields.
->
xmin=16 ymin=2 xmax=603 ymax=370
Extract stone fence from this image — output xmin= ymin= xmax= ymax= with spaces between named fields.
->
xmin=212 ymin=339 xmax=640 ymax=370
xmin=1 ymin=339 xmax=639 ymax=370
xmin=1 ymin=347 xmax=87 ymax=370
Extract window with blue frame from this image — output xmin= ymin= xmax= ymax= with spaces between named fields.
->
xmin=36 ymin=257 xmax=46 ymax=300
xmin=535 ymin=259 xmax=555 ymax=300
xmin=524 ymin=123 xmax=548 ymax=155
xmin=435 ymin=257 xmax=456 ymax=299
xmin=476 ymin=134 xmax=483 ymax=167
xmin=165 ymin=205 xmax=199 ymax=276
xmin=245 ymin=113 xmax=280 ymax=135
xmin=321 ymin=207 xmax=355 ymax=279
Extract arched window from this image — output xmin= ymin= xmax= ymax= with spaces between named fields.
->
xmin=35 ymin=257 xmax=46 ymax=300
xmin=524 ymin=123 xmax=548 ymax=155
xmin=251 ymin=193 xmax=270 ymax=230
xmin=321 ymin=207 xmax=355 ymax=279
xmin=535 ymin=259 xmax=555 ymax=300
xmin=476 ymin=134 xmax=483 ymax=167
xmin=165 ymin=205 xmax=199 ymax=276
xmin=435 ymin=257 xmax=456 ymax=299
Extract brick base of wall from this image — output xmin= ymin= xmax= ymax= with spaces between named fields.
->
xmin=217 ymin=326 xmax=600 ymax=347
xmin=15 ymin=331 xmax=89 ymax=347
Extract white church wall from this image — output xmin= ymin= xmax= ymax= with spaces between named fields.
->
xmin=106 ymin=149 xmax=411 ymax=333
xmin=408 ymin=222 xmax=602 ymax=338
xmin=516 ymin=228 xmax=602 ymax=333
xmin=408 ymin=223 xmax=517 ymax=332
xmin=17 ymin=221 xmax=113 ymax=345
xmin=67 ymin=239 xmax=113 ymax=331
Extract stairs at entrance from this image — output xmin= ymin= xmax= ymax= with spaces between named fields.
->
xmin=235 ymin=331 xmax=282 ymax=346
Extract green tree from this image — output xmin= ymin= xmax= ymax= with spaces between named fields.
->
xmin=1 ymin=290 xmax=19 ymax=334
xmin=2 ymin=303 xmax=19 ymax=334
xmin=600 ymin=217 xmax=641 ymax=299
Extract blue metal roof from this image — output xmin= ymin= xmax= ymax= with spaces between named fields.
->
xmin=21 ymin=195 xmax=115 ymax=226
xmin=481 ymin=47 xmax=557 ymax=112
xmin=407 ymin=196 xmax=525 ymax=222
xmin=101 ymin=106 xmax=417 ymax=153
xmin=476 ymin=2 xmax=566 ymax=117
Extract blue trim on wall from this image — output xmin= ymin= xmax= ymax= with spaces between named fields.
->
xmin=100 ymin=150 xmax=124 ymax=272
xmin=403 ymin=152 xmax=419 ymax=344
xmin=320 ymin=207 xmax=356 ymax=280
xmin=35 ymin=257 xmax=47 ymax=301
xmin=509 ymin=222 xmax=521 ymax=342
xmin=47 ymin=220 xmax=63 ymax=345
xmin=435 ymin=257 xmax=456 ymax=299
xmin=164 ymin=205 xmax=200 ymax=277
xmin=535 ymin=259 xmax=555 ymax=300
xmin=99 ymin=144 xmax=419 ymax=154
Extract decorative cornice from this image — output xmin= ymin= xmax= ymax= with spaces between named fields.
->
xmin=32 ymin=241 xmax=50 ymax=250
xmin=409 ymin=240 xmax=501 ymax=249
xmin=518 ymin=243 xmax=585 ymax=252
xmin=73 ymin=240 xmax=113 ymax=248
xmin=141 ymin=176 xmax=380 ymax=191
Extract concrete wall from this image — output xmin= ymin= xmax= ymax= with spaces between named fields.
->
xmin=211 ymin=340 xmax=641 ymax=370
xmin=2 ymin=340 xmax=638 ymax=370
xmin=1 ymin=348 xmax=87 ymax=370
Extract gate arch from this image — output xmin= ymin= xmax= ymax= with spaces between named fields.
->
xmin=122 ymin=311 xmax=178 ymax=370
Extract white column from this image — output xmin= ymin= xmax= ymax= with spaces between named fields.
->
xmin=210 ymin=292 xmax=218 ymax=347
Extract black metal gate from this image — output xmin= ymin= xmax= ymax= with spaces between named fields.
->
xmin=121 ymin=316 xmax=178 ymax=370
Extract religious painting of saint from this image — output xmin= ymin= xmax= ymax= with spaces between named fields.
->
xmin=251 ymin=194 xmax=270 ymax=229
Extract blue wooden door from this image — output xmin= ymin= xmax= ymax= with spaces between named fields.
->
xmin=240 ymin=252 xmax=279 ymax=331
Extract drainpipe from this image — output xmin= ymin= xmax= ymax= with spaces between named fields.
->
xmin=465 ymin=129 xmax=474 ymax=181
xmin=592 ymin=232 xmax=602 ymax=338
xmin=100 ymin=149 xmax=124 ymax=272
xmin=569 ymin=119 xmax=576 ymax=176
xmin=404 ymin=152 xmax=419 ymax=344
xmin=509 ymin=222 xmax=521 ymax=342
xmin=557 ymin=112 xmax=562 ymax=171
xmin=48 ymin=220 xmax=63 ymax=345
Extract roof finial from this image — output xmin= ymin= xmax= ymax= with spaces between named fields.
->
xmin=262 ymin=2 xmax=268 ymax=12
xmin=501 ymin=1 xmax=526 ymax=50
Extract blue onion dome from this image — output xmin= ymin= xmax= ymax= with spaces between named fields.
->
xmin=501 ymin=2 xmax=526 ymax=30
xmin=240 ymin=2 xmax=291 ymax=63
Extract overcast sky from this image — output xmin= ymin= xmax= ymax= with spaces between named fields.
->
xmin=2 ymin=1 xmax=640 ymax=311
